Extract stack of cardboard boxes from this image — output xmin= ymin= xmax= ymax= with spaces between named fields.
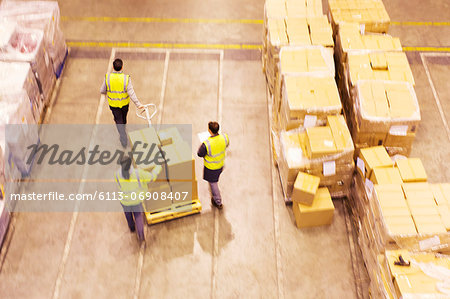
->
xmin=278 ymin=115 xmax=354 ymax=200
xmin=328 ymin=0 xmax=390 ymax=34
xmin=371 ymin=249 xmax=450 ymax=298
xmin=352 ymin=146 xmax=450 ymax=297
xmin=129 ymin=126 xmax=198 ymax=214
xmin=329 ymin=2 xmax=419 ymax=157
xmin=291 ymin=172 xmax=335 ymax=228
xmin=262 ymin=0 xmax=334 ymax=93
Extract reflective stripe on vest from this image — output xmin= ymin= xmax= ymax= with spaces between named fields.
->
xmin=115 ymin=169 xmax=148 ymax=206
xmin=203 ymin=134 xmax=228 ymax=170
xmin=106 ymin=73 xmax=130 ymax=108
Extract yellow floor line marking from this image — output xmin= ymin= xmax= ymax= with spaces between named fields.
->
xmin=67 ymin=41 xmax=261 ymax=50
xmin=61 ymin=16 xmax=263 ymax=24
xmin=392 ymin=21 xmax=450 ymax=26
xmin=67 ymin=41 xmax=450 ymax=52
xmin=403 ymin=46 xmax=450 ymax=52
xmin=61 ymin=16 xmax=450 ymax=27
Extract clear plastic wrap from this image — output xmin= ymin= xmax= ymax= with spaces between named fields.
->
xmin=0 ymin=91 xmax=39 ymax=176
xmin=277 ymin=75 xmax=342 ymax=131
xmin=0 ymin=61 xmax=42 ymax=122
xmin=0 ymin=1 xmax=67 ymax=76
xmin=275 ymin=123 xmax=354 ymax=199
xmin=353 ymin=175 xmax=450 ymax=254
xmin=354 ymin=80 xmax=421 ymax=133
xmin=328 ymin=0 xmax=390 ymax=34
xmin=0 ymin=21 xmax=55 ymax=102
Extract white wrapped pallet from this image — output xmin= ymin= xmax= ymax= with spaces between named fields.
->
xmin=0 ymin=21 xmax=55 ymax=103
xmin=0 ymin=1 xmax=67 ymax=77
xmin=0 ymin=61 xmax=42 ymax=122
xmin=0 ymin=91 xmax=39 ymax=177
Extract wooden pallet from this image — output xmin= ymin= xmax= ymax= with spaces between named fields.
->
xmin=144 ymin=198 xmax=202 ymax=225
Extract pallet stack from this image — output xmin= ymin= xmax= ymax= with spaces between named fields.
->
xmin=263 ymin=0 xmax=334 ymax=94
xmin=129 ymin=126 xmax=200 ymax=219
xmin=263 ymin=0 xmax=356 ymax=205
xmin=329 ymin=0 xmax=420 ymax=157
xmin=0 ymin=1 xmax=67 ymax=246
xmin=352 ymin=146 xmax=450 ymax=298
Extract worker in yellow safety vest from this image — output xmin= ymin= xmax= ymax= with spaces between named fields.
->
xmin=197 ymin=121 xmax=229 ymax=209
xmin=115 ymin=156 xmax=161 ymax=242
xmin=100 ymin=58 xmax=144 ymax=148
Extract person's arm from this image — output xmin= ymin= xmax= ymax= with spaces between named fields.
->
xmin=100 ymin=77 xmax=107 ymax=94
xmin=127 ymin=78 xmax=143 ymax=108
xmin=197 ymin=143 xmax=207 ymax=157
xmin=138 ymin=165 xmax=162 ymax=183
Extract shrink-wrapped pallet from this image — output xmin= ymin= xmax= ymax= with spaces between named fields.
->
xmin=0 ymin=1 xmax=67 ymax=76
xmin=0 ymin=61 xmax=42 ymax=121
xmin=0 ymin=21 xmax=55 ymax=102
xmin=275 ymin=115 xmax=354 ymax=199
xmin=348 ymin=80 xmax=420 ymax=156
xmin=328 ymin=0 xmax=390 ymax=34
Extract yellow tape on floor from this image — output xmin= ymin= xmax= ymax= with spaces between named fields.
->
xmin=67 ymin=41 xmax=262 ymax=50
xmin=67 ymin=41 xmax=450 ymax=52
xmin=61 ymin=16 xmax=450 ymax=27
xmin=61 ymin=16 xmax=263 ymax=24
xmin=392 ymin=21 xmax=450 ymax=26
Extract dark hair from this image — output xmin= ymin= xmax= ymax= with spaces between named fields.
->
xmin=120 ymin=155 xmax=132 ymax=180
xmin=113 ymin=59 xmax=123 ymax=72
xmin=208 ymin=122 xmax=220 ymax=134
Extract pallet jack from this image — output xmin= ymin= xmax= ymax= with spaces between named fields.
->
xmin=134 ymin=104 xmax=202 ymax=225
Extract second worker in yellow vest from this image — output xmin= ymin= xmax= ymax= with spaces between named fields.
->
xmin=100 ymin=58 xmax=144 ymax=148
xmin=197 ymin=121 xmax=229 ymax=209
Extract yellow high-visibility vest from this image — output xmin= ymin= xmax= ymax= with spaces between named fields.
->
xmin=203 ymin=134 xmax=229 ymax=170
xmin=115 ymin=168 xmax=152 ymax=206
xmin=105 ymin=73 xmax=130 ymax=108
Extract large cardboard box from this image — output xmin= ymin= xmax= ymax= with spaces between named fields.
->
xmin=358 ymin=146 xmax=393 ymax=178
xmin=160 ymin=141 xmax=195 ymax=181
xmin=291 ymin=171 xmax=320 ymax=205
xmin=431 ymin=183 xmax=450 ymax=206
xmin=395 ymin=158 xmax=427 ymax=183
xmin=144 ymin=181 xmax=172 ymax=212
xmin=293 ymin=187 xmax=334 ymax=228
xmin=157 ymin=127 xmax=184 ymax=146
xmin=305 ymin=126 xmax=338 ymax=159
xmin=370 ymin=167 xmax=403 ymax=185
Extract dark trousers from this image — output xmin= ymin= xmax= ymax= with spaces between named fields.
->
xmin=110 ymin=105 xmax=129 ymax=146
xmin=120 ymin=203 xmax=145 ymax=241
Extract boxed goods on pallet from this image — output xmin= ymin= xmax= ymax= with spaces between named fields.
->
xmin=263 ymin=0 xmax=334 ymax=93
xmin=335 ymin=23 xmax=402 ymax=64
xmin=277 ymin=76 xmax=341 ymax=131
xmin=0 ymin=1 xmax=67 ymax=77
xmin=275 ymin=115 xmax=354 ymax=199
xmin=0 ymin=21 xmax=55 ymax=103
xmin=273 ymin=46 xmax=337 ymax=130
xmin=0 ymin=61 xmax=42 ymax=122
xmin=328 ymin=0 xmax=390 ymax=34
xmin=367 ymin=250 xmax=450 ymax=299
xmin=129 ymin=126 xmax=198 ymax=213
xmin=0 ymin=91 xmax=39 ymax=177
xmin=348 ymin=81 xmax=420 ymax=156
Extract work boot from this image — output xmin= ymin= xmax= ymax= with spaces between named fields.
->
xmin=211 ymin=198 xmax=223 ymax=210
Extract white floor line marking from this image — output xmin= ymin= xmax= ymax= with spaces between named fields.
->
xmin=132 ymin=49 xmax=171 ymax=299
xmin=133 ymin=242 xmax=146 ymax=299
xmin=211 ymin=49 xmax=224 ymax=299
xmin=52 ymin=48 xmax=115 ymax=299
xmin=420 ymin=52 xmax=450 ymax=141
xmin=157 ymin=50 xmax=170 ymax=125
xmin=266 ymin=87 xmax=284 ymax=299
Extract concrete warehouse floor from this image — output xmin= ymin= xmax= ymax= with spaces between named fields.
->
xmin=0 ymin=0 xmax=449 ymax=298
